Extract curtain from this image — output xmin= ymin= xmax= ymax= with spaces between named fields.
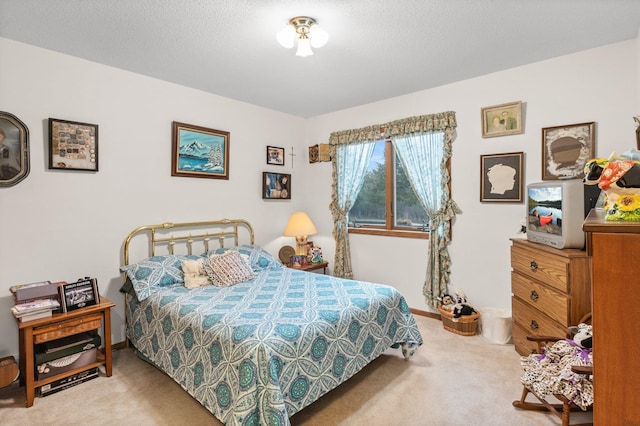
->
xmin=329 ymin=111 xmax=458 ymax=305
xmin=329 ymin=141 xmax=376 ymax=278
xmin=394 ymin=131 xmax=460 ymax=308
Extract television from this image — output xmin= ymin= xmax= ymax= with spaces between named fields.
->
xmin=526 ymin=180 xmax=593 ymax=249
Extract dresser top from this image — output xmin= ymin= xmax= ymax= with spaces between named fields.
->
xmin=583 ymin=209 xmax=640 ymax=234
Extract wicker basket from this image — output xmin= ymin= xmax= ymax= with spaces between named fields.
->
xmin=438 ymin=306 xmax=480 ymax=336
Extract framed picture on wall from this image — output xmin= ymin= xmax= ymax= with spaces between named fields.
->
xmin=267 ymin=146 xmax=285 ymax=165
xmin=480 ymin=152 xmax=524 ymax=202
xmin=481 ymin=101 xmax=523 ymax=138
xmin=172 ymin=121 xmax=230 ymax=179
xmin=262 ymin=172 xmax=291 ymax=199
xmin=0 ymin=111 xmax=30 ymax=187
xmin=48 ymin=118 xmax=98 ymax=171
xmin=541 ymin=121 xmax=595 ymax=180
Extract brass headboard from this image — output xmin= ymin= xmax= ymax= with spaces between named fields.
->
xmin=122 ymin=218 xmax=255 ymax=266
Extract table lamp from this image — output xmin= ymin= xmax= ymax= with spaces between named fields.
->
xmin=283 ymin=211 xmax=318 ymax=255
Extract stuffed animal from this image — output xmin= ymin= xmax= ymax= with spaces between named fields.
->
xmin=451 ymin=289 xmax=477 ymax=318
xmin=437 ymin=293 xmax=455 ymax=311
xmin=583 ymin=153 xmax=640 ymax=220
xmin=569 ymin=323 xmax=592 ymax=349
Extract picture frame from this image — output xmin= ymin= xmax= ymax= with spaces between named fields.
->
xmin=481 ymin=101 xmax=523 ymax=138
xmin=60 ymin=278 xmax=99 ymax=312
xmin=0 ymin=111 xmax=30 ymax=187
xmin=305 ymin=241 xmax=314 ymax=257
xmin=309 ymin=145 xmax=319 ymax=163
xmin=480 ymin=152 xmax=524 ymax=203
xmin=262 ymin=172 xmax=291 ymax=199
xmin=541 ymin=121 xmax=595 ymax=180
xmin=48 ymin=118 xmax=98 ymax=171
xmin=267 ymin=146 xmax=285 ymax=166
xmin=172 ymin=121 xmax=229 ymax=180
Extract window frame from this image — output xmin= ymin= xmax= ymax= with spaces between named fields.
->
xmin=348 ymin=140 xmax=450 ymax=239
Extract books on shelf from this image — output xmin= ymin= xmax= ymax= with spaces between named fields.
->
xmin=11 ymin=298 xmax=60 ymax=322
xmin=39 ymin=367 xmax=99 ymax=397
xmin=12 ymin=309 xmax=53 ymax=322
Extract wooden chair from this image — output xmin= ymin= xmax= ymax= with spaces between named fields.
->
xmin=512 ymin=313 xmax=593 ymax=426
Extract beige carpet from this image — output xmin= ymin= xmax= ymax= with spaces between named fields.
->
xmin=0 ymin=315 xmax=592 ymax=425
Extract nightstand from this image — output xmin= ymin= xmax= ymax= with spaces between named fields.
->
xmin=15 ymin=296 xmax=115 ymax=407
xmin=286 ymin=261 xmax=328 ymax=274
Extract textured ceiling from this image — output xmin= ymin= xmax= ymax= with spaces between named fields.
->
xmin=1 ymin=0 xmax=639 ymax=118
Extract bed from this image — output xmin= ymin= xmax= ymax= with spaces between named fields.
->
xmin=120 ymin=219 xmax=423 ymax=425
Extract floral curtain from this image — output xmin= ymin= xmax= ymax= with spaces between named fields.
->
xmin=329 ymin=112 xmax=458 ymax=305
xmin=393 ymin=130 xmax=460 ymax=308
xmin=328 ymin=140 xmax=376 ymax=278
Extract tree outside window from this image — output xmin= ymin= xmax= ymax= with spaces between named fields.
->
xmin=349 ymin=140 xmax=429 ymax=237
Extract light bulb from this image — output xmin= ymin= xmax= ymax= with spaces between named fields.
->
xmin=276 ymin=25 xmax=295 ymax=48
xmin=309 ymin=25 xmax=329 ymax=48
xmin=296 ymin=37 xmax=313 ymax=57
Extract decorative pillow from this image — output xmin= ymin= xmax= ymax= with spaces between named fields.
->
xmin=202 ymin=250 xmax=256 ymax=287
xmin=120 ymin=254 xmax=200 ymax=301
xmin=205 ymin=245 xmax=283 ymax=272
xmin=181 ymin=258 xmax=213 ymax=289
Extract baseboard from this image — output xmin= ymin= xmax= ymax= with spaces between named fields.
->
xmin=410 ymin=307 xmax=440 ymax=320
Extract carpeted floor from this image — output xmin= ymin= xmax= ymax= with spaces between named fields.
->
xmin=0 ymin=315 xmax=592 ymax=425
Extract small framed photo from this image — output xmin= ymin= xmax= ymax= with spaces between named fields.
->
xmin=172 ymin=121 xmax=229 ymax=180
xmin=0 ymin=111 xmax=30 ymax=187
xmin=305 ymin=241 xmax=314 ymax=257
xmin=48 ymin=118 xmax=98 ymax=171
xmin=267 ymin=146 xmax=285 ymax=166
xmin=542 ymin=122 xmax=595 ymax=180
xmin=60 ymin=278 xmax=99 ymax=312
xmin=263 ymin=172 xmax=291 ymax=199
xmin=309 ymin=145 xmax=319 ymax=163
xmin=289 ymin=255 xmax=307 ymax=268
xmin=481 ymin=101 xmax=523 ymax=138
xmin=480 ymin=152 xmax=524 ymax=203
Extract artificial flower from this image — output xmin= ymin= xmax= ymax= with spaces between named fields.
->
xmin=615 ymin=194 xmax=640 ymax=212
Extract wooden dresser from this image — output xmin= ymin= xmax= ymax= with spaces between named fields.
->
xmin=583 ymin=209 xmax=640 ymax=425
xmin=510 ymin=238 xmax=591 ymax=355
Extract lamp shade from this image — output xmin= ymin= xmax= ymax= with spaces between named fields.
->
xmin=283 ymin=212 xmax=318 ymax=237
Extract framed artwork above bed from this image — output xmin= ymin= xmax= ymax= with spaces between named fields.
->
xmin=171 ymin=121 xmax=230 ymax=180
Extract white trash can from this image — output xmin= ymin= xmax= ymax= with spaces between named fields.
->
xmin=477 ymin=307 xmax=512 ymax=344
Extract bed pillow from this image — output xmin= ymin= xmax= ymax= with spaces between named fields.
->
xmin=181 ymin=258 xmax=213 ymax=289
xmin=202 ymin=250 xmax=256 ymax=287
xmin=206 ymin=245 xmax=283 ymax=271
xmin=120 ymin=254 xmax=200 ymax=300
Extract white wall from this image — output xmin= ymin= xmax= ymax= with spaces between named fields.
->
xmin=0 ymin=38 xmax=307 ymax=358
xmin=306 ymin=37 xmax=639 ymax=312
xmin=1 ymin=35 xmax=638 ymax=360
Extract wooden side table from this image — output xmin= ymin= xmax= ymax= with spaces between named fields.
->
xmin=286 ymin=261 xmax=329 ymax=274
xmin=15 ymin=296 xmax=115 ymax=407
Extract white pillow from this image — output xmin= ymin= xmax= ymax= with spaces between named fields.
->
xmin=181 ymin=258 xmax=212 ymax=289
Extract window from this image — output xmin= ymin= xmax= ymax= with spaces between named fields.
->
xmin=349 ymin=140 xmax=430 ymax=238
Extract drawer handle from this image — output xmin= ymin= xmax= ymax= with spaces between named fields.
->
xmin=530 ymin=290 xmax=539 ymax=301
xmin=530 ymin=320 xmax=539 ymax=330
xmin=529 ymin=261 xmax=538 ymax=271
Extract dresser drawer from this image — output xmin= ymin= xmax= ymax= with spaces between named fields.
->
xmin=33 ymin=313 xmax=103 ymax=344
xmin=511 ymin=297 xmax=567 ymax=339
xmin=511 ymin=243 xmax=569 ymax=293
xmin=512 ymin=322 xmax=540 ymax=356
xmin=511 ymin=272 xmax=569 ymax=325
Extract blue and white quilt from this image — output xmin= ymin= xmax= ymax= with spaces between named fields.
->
xmin=125 ymin=267 xmax=423 ymax=425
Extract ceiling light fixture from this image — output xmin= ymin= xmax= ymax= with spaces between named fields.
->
xmin=276 ymin=16 xmax=329 ymax=57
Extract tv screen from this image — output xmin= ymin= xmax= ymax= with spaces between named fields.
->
xmin=526 ymin=180 xmax=585 ymax=249
xmin=527 ymin=186 xmax=563 ymax=236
